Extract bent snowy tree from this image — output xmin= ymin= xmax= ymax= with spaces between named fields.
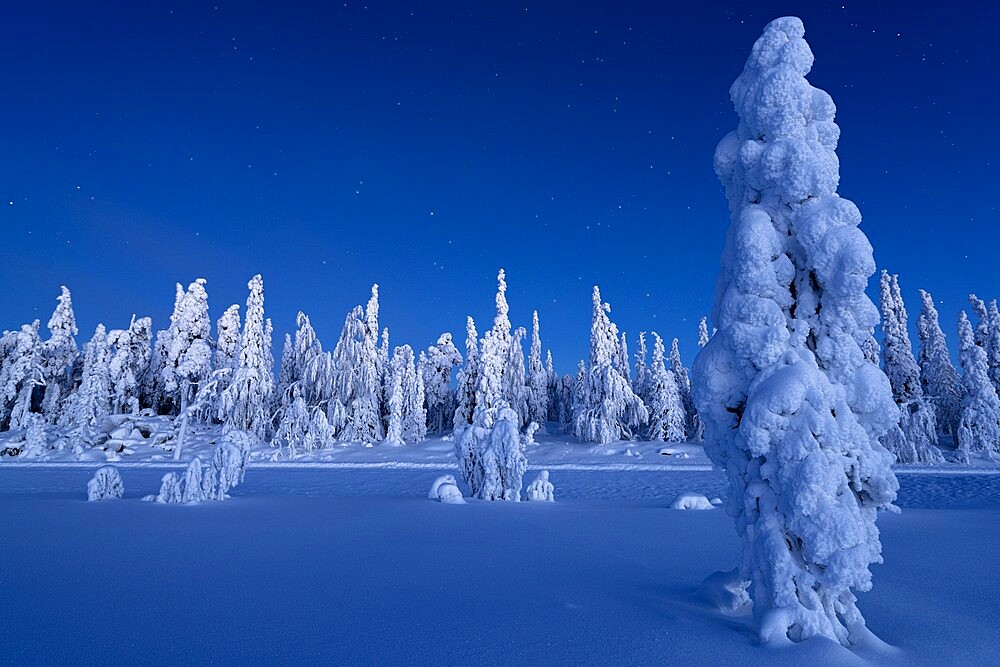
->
xmin=691 ymin=17 xmax=899 ymax=647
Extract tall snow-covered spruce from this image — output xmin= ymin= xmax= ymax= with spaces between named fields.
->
xmin=878 ymin=271 xmax=942 ymax=463
xmin=573 ymin=286 xmax=647 ymax=444
xmin=692 ymin=17 xmax=899 ymax=647
xmin=219 ymin=275 xmax=274 ymax=440
xmin=917 ymin=290 xmax=963 ymax=438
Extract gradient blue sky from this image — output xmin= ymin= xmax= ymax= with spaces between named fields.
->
xmin=1 ymin=1 xmax=996 ymax=371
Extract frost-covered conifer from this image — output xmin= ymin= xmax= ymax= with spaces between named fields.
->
xmin=986 ymin=300 xmax=1000 ymax=393
xmin=422 ymin=333 xmax=462 ymax=434
xmin=402 ymin=347 xmax=427 ymax=443
xmin=41 ymin=286 xmax=79 ymax=412
xmin=669 ymin=338 xmax=695 ymax=435
xmin=969 ymin=294 xmax=990 ymax=349
xmin=453 ymin=317 xmax=480 ymax=429
xmin=478 ymin=402 xmax=527 ymax=501
xmin=0 ymin=321 xmax=45 ymax=430
xmin=698 ymin=316 xmax=710 ymax=349
xmin=156 ymin=472 xmax=183 ymax=504
xmin=108 ymin=316 xmax=152 ymax=415
xmin=143 ymin=284 xmax=183 ymax=412
xmin=917 ymin=290 xmax=963 ymax=437
xmin=646 ymin=333 xmax=686 ymax=443
xmin=503 ymin=326 xmax=529 ymax=426
xmin=573 ymin=287 xmax=647 ymax=444
xmin=526 ymin=311 xmax=549 ymax=427
xmin=384 ymin=348 xmax=405 ymax=446
xmin=634 ymin=332 xmax=650 ymax=404
xmin=219 ymin=275 xmax=274 ymax=440
xmin=329 ymin=288 xmax=383 ymax=444
xmin=692 ymin=17 xmax=899 ymax=646
xmin=456 ymin=400 xmax=526 ymax=501
xmin=545 ymin=350 xmax=559 ymax=421
xmin=181 ymin=457 xmax=205 ymax=503
xmin=162 ymin=279 xmax=213 ymax=415
xmin=525 ymin=469 xmax=554 ymax=502
xmin=275 ymin=332 xmax=295 ymax=406
xmin=87 ymin=466 xmax=124 ymax=501
xmin=72 ymin=325 xmax=113 ymax=443
xmin=956 ymin=311 xmax=1000 ymax=458
xmin=274 ymin=395 xmax=312 ymax=455
xmin=214 ymin=304 xmax=241 ymax=389
xmin=556 ymin=373 xmax=575 ymax=432
xmin=878 ymin=272 xmax=942 ymax=463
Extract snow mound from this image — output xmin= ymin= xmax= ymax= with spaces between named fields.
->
xmin=670 ymin=492 xmax=714 ymax=510
xmin=428 ymin=474 xmax=458 ymax=499
xmin=86 ymin=466 xmax=124 ymax=501
xmin=436 ymin=483 xmax=466 ymax=504
xmin=702 ymin=569 xmax=751 ymax=613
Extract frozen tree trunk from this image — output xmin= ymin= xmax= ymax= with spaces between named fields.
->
xmin=691 ymin=17 xmax=898 ymax=647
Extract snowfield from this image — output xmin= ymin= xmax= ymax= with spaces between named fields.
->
xmin=1 ymin=463 xmax=997 ymax=666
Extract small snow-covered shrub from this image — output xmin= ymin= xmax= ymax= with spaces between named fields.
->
xmin=22 ymin=413 xmax=49 ymax=459
xmin=428 ymin=474 xmax=459 ymax=499
xmin=525 ymin=469 xmax=555 ymax=502
xmin=210 ymin=441 xmax=247 ymax=500
xmin=436 ymin=483 xmax=466 ymax=504
xmin=670 ymin=493 xmax=714 ymax=510
xmin=87 ymin=466 xmax=124 ymax=501
xmin=181 ymin=457 xmax=205 ymax=503
xmin=156 ymin=472 xmax=183 ymax=504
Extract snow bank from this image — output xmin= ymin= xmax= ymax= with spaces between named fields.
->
xmin=670 ymin=492 xmax=714 ymax=510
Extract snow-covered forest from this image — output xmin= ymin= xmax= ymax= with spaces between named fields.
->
xmin=3 ymin=258 xmax=997 ymax=469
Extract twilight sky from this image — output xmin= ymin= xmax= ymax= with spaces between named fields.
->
xmin=1 ymin=1 xmax=996 ymax=371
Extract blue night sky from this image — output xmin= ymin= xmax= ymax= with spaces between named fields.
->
xmin=1 ymin=1 xmax=996 ymax=372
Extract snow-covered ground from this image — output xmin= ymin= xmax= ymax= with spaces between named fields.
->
xmin=1 ymin=464 xmax=997 ymax=665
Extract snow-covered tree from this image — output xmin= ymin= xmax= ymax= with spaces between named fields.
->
xmin=698 ymin=316 xmax=710 ymax=349
xmin=692 ymin=17 xmax=899 ymax=646
xmin=503 ymin=326 xmax=529 ymax=426
xmin=453 ymin=317 xmax=480 ymax=430
xmin=956 ymin=311 xmax=1000 ymax=459
xmin=162 ymin=279 xmax=213 ymax=415
xmin=545 ymin=350 xmax=559 ymax=421
xmin=422 ymin=333 xmax=462 ymax=434
xmin=455 ymin=400 xmax=526 ymax=501
xmin=646 ymin=333 xmax=686 ymax=443
xmin=573 ymin=286 xmax=647 ymax=444
xmin=87 ymin=466 xmax=124 ymax=501
xmin=143 ymin=283 xmax=185 ymax=412
xmin=107 ymin=316 xmax=152 ymax=415
xmin=0 ymin=321 xmax=45 ymax=430
xmin=384 ymin=348 xmax=405 ymax=446
xmin=219 ymin=275 xmax=274 ymax=441
xmin=275 ymin=333 xmax=295 ymax=406
xmin=633 ymin=332 xmax=650 ymax=404
xmin=917 ymin=289 xmax=963 ymax=438
xmin=328 ymin=287 xmax=383 ymax=444
xmin=525 ymin=469 xmax=554 ymax=502
xmin=41 ymin=286 xmax=79 ymax=414
xmin=214 ymin=304 xmax=241 ymax=386
xmin=181 ymin=457 xmax=206 ymax=503
xmin=274 ymin=395 xmax=312 ymax=456
xmin=669 ymin=338 xmax=696 ymax=435
xmin=987 ymin=300 xmax=1000 ymax=393
xmin=402 ymin=347 xmax=427 ymax=443
xmin=70 ymin=324 xmax=113 ymax=444
xmin=526 ymin=311 xmax=549 ymax=427
xmin=878 ymin=272 xmax=942 ymax=463
xmin=474 ymin=272 xmax=513 ymax=420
